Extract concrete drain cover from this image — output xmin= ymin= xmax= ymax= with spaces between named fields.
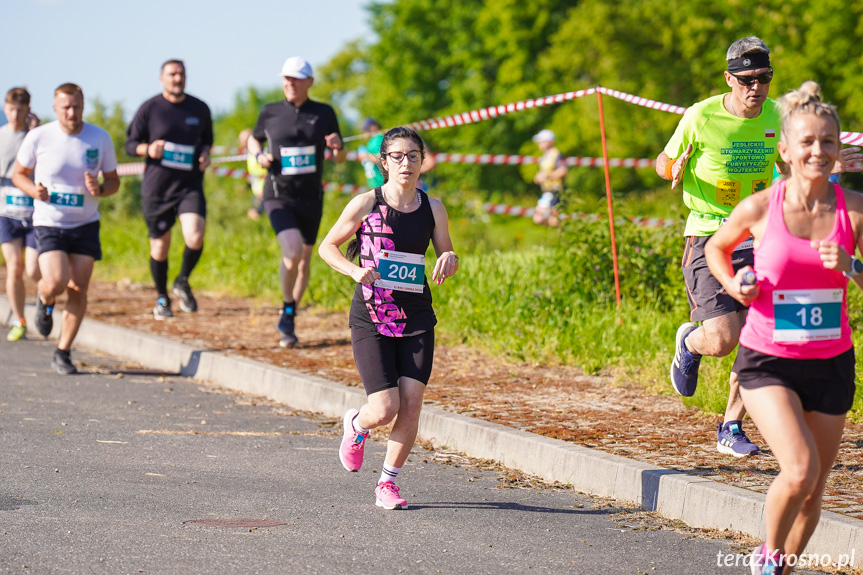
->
xmin=184 ymin=519 xmax=289 ymax=528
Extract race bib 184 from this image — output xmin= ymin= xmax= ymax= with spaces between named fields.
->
xmin=773 ymin=288 xmax=842 ymax=342
xmin=374 ymin=250 xmax=425 ymax=293
xmin=280 ymin=145 xmax=316 ymax=175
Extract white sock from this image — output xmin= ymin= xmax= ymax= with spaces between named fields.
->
xmin=352 ymin=415 xmax=369 ymax=435
xmin=379 ymin=463 xmax=400 ymax=484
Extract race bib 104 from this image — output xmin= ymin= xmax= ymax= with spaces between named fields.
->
xmin=773 ymin=288 xmax=842 ymax=342
xmin=162 ymin=142 xmax=195 ymax=171
xmin=280 ymin=145 xmax=316 ymax=175
xmin=374 ymin=250 xmax=425 ymax=293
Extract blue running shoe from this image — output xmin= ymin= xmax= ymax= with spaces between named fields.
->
xmin=670 ymin=322 xmax=701 ymax=396
xmin=717 ymin=420 xmax=761 ymax=457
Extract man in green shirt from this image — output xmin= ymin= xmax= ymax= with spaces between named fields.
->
xmin=657 ymin=36 xmax=859 ymax=457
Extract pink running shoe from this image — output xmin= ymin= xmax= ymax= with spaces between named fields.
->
xmin=375 ymin=481 xmax=407 ymax=510
xmin=339 ymin=408 xmax=368 ymax=472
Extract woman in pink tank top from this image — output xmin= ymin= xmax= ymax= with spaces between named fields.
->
xmin=706 ymin=82 xmax=863 ymax=575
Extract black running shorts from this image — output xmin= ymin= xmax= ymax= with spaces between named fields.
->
xmin=681 ymin=235 xmax=753 ymax=322
xmin=35 ymin=221 xmax=102 ymax=260
xmin=733 ymin=345 xmax=856 ymax=415
xmin=351 ymin=328 xmax=435 ymax=395
xmin=143 ymin=189 xmax=206 ymax=239
xmin=263 ymin=198 xmax=323 ymax=245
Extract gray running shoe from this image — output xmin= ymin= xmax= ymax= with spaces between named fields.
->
xmin=277 ymin=304 xmax=298 ymax=347
xmin=172 ymin=280 xmax=198 ymax=313
xmin=35 ymin=294 xmax=54 ymax=338
xmin=52 ymin=349 xmax=78 ymax=375
xmin=279 ymin=332 xmax=299 ymax=348
xmin=153 ymin=296 xmax=173 ymax=320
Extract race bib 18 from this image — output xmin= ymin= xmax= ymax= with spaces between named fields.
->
xmin=374 ymin=250 xmax=425 ymax=293
xmin=773 ymin=288 xmax=842 ymax=342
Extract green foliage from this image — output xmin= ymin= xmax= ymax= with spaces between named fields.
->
xmin=61 ymin=4 xmax=863 ymax=425
xmin=85 ymin=98 xmax=141 ymax=216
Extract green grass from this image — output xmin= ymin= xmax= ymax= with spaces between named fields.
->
xmin=14 ymin=172 xmax=863 ymax=421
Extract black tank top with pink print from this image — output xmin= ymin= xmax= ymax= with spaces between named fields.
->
xmin=349 ymin=187 xmax=437 ymax=337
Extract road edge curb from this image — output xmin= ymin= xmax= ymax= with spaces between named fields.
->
xmin=4 ymin=298 xmax=859 ymax=566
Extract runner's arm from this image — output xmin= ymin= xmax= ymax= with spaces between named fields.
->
xmin=655 ymin=144 xmax=693 ymax=189
xmin=834 ymin=146 xmax=863 ymax=174
xmin=318 ymin=193 xmax=378 ymax=283
xmin=98 ymin=170 xmax=120 ymax=198
xmin=326 ymin=132 xmax=346 ymax=164
xmin=822 ymin=189 xmax=863 ymax=291
xmin=705 ymin=194 xmax=767 ymax=306
xmin=429 ymin=198 xmax=458 ymax=285
xmin=11 ymin=162 xmax=47 ymax=201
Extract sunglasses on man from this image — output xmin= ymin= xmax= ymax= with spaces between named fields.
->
xmin=729 ymin=67 xmax=774 ymax=86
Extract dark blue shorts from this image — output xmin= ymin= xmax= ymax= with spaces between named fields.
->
xmin=0 ymin=217 xmax=37 ymax=249
xmin=35 ymin=220 xmax=102 ymax=260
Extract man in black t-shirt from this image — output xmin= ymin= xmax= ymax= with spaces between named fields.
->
xmin=126 ymin=60 xmax=213 ymax=320
xmin=247 ymin=56 xmax=345 ymax=347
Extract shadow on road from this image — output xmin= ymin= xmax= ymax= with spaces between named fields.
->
xmin=0 ymin=496 xmax=38 ymax=512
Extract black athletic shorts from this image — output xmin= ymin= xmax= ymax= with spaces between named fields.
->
xmin=0 ymin=216 xmax=37 ymax=249
xmin=734 ymin=345 xmax=856 ymax=415
xmin=142 ymin=189 xmax=206 ymax=238
xmin=34 ymin=220 xmax=102 ymax=260
xmin=263 ymin=198 xmax=323 ymax=245
xmin=351 ymin=327 xmax=435 ymax=396
xmin=682 ymin=235 xmax=753 ymax=322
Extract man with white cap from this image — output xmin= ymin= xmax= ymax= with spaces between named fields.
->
xmin=246 ymin=57 xmax=346 ymax=347
xmin=532 ymin=128 xmax=567 ymax=226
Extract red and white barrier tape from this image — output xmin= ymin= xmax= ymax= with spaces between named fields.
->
xmin=119 ymin=151 xmax=655 ymax=176
xmin=482 ymin=202 xmax=677 ymax=228
xmin=342 ymin=87 xmax=598 ymax=142
xmin=594 ymin=86 xmax=863 ymax=144
xmin=115 ymin=153 xmax=246 ymax=177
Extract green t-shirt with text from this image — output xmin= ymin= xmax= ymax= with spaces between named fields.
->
xmin=664 ymin=94 xmax=780 ymax=236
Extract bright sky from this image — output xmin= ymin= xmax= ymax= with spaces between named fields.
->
xmin=1 ymin=0 xmax=374 ymax=123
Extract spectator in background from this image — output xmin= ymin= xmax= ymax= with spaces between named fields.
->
xmin=358 ymin=118 xmax=384 ymax=190
xmin=238 ymin=128 xmax=266 ymax=220
xmin=532 ymin=129 xmax=567 ymax=226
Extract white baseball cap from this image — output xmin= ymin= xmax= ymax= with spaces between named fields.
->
xmin=280 ymin=57 xmax=313 ymax=79
xmin=532 ymin=129 xmax=555 ymax=143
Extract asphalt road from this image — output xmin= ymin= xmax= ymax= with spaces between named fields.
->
xmin=0 ymin=336 xmax=799 ymax=575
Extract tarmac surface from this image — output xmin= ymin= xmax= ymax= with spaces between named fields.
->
xmin=0 ymin=336 xmax=814 ymax=575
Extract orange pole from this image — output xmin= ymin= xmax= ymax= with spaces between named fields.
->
xmin=596 ymin=87 xmax=623 ymax=313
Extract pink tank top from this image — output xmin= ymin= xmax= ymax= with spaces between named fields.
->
xmin=739 ymin=181 xmax=854 ymax=359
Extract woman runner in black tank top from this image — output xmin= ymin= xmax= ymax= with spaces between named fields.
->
xmin=319 ymin=127 xmax=459 ymax=510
